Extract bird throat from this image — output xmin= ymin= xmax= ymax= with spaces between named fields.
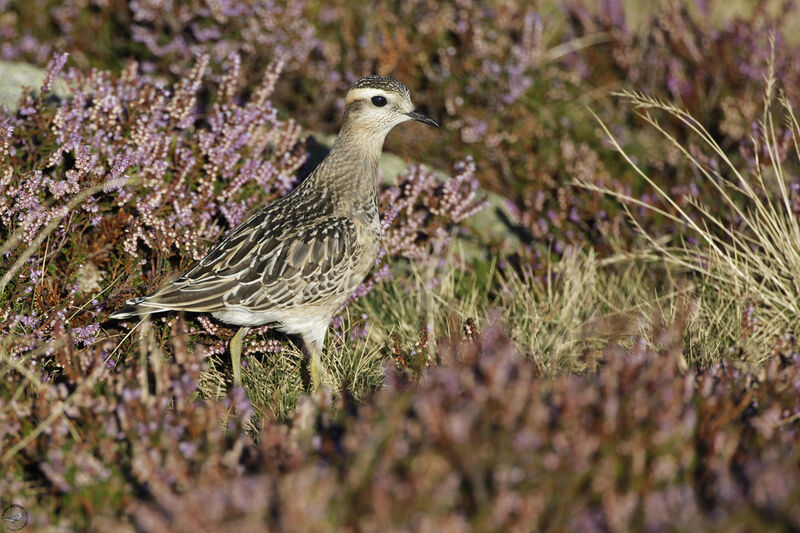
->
xmin=303 ymin=124 xmax=384 ymax=208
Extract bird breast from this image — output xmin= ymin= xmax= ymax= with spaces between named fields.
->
xmin=350 ymin=202 xmax=382 ymax=282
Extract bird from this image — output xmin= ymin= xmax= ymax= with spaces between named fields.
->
xmin=110 ymin=75 xmax=439 ymax=389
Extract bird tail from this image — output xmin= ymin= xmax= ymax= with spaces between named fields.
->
xmin=109 ymin=277 xmax=232 ymax=320
xmin=108 ymin=297 xmax=155 ymax=320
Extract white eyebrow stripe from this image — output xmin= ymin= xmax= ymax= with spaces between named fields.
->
xmin=345 ymin=88 xmax=391 ymax=105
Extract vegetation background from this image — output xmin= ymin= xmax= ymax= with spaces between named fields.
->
xmin=1 ymin=0 xmax=800 ymax=530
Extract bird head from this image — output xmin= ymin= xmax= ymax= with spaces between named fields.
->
xmin=343 ymin=75 xmax=439 ymax=135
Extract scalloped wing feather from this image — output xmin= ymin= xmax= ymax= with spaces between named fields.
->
xmin=132 ymin=211 xmax=359 ymax=315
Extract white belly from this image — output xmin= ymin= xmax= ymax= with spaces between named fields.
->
xmin=211 ymin=307 xmax=332 ymax=349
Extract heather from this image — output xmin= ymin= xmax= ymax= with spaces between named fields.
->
xmin=5 ymin=317 xmax=800 ymax=530
xmin=1 ymin=1 xmax=800 ymax=530
xmin=4 ymin=1 xmax=800 ymax=252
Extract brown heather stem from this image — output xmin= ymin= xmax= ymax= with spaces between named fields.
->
xmin=0 ymin=181 xmax=109 ymax=296
xmin=0 ymin=198 xmax=55 ymax=258
xmin=0 ymin=359 xmax=106 ymax=463
xmin=0 ymin=336 xmax=62 ymax=395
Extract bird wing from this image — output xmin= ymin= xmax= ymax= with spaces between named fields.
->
xmin=133 ymin=203 xmax=359 ymax=314
xmin=229 ymin=217 xmax=359 ymax=310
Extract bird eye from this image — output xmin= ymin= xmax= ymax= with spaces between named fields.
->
xmin=371 ymin=95 xmax=387 ymax=107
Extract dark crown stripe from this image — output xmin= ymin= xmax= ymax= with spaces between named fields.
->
xmin=351 ymin=75 xmax=409 ymax=95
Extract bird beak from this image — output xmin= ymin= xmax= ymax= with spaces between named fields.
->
xmin=406 ymin=109 xmax=440 ymax=128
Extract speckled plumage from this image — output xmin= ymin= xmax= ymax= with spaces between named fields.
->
xmin=351 ymin=75 xmax=410 ymax=96
xmin=110 ymin=74 xmax=438 ymax=389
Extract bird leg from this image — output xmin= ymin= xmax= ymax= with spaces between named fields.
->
xmin=309 ymin=344 xmax=324 ymax=391
xmin=230 ymin=326 xmax=249 ymax=385
xmin=300 ymin=333 xmax=327 ymax=391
